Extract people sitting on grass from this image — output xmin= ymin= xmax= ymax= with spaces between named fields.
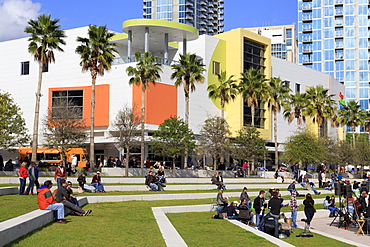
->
xmin=37 ymin=180 xmax=67 ymax=224
xmin=323 ymin=181 xmax=333 ymax=190
xmin=238 ymin=199 xmax=254 ymax=225
xmin=157 ymin=166 xmax=166 ymax=183
xmin=145 ymin=170 xmax=158 ymax=191
xmin=226 ymin=201 xmax=239 ymax=219
xmin=91 ymin=171 xmax=106 ymax=193
xmin=77 ymin=172 xmax=95 ymax=193
xmin=265 ymin=188 xmax=275 ymax=201
xmin=66 ymin=181 xmax=79 ymax=207
xmin=301 ymin=175 xmax=321 ymax=195
xmin=239 ymin=187 xmax=252 ymax=208
xmin=212 ymin=189 xmax=228 ymax=219
xmin=216 ymin=172 xmax=226 ymax=190
xmin=274 ymin=170 xmax=284 ymax=183
xmin=55 ymin=179 xmax=92 ymax=216
xmin=324 ymin=195 xmax=340 ymax=217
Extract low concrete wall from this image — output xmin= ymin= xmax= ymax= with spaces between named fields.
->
xmin=0 ymin=187 xmax=18 ymax=195
xmin=0 ymin=197 xmax=88 ymax=246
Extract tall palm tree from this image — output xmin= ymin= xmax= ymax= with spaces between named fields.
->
xmin=265 ymin=77 xmax=291 ymax=169
xmin=283 ymin=92 xmax=309 ymax=129
xmin=171 ymin=53 xmax=205 ymax=168
xmin=76 ymin=25 xmax=117 ymax=168
xmin=25 ymin=14 xmax=66 ymax=162
xmin=337 ymin=100 xmax=366 ymax=147
xmin=126 ymin=52 xmax=162 ymax=167
xmin=304 ymin=85 xmax=336 ymax=137
xmin=239 ymin=68 xmax=268 ymax=127
xmin=207 ymin=71 xmax=238 ymax=119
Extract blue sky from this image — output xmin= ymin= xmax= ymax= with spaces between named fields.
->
xmin=0 ymin=0 xmax=298 ymax=41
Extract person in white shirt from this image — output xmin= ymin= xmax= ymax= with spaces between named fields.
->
xmin=71 ymin=154 xmax=78 ymax=172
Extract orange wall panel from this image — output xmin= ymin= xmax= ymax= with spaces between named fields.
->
xmin=48 ymin=84 xmax=109 ymax=127
xmin=132 ymin=82 xmax=177 ymax=125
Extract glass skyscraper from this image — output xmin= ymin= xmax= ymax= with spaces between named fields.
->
xmin=298 ymin=0 xmax=370 ymax=114
xmin=143 ymin=0 xmax=224 ymax=35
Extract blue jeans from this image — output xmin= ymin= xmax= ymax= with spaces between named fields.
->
xmin=149 ymin=183 xmax=158 ymax=191
xmin=155 ymin=181 xmax=166 ymax=191
xmin=311 ymin=188 xmax=319 ymax=195
xmin=255 ymin=213 xmax=262 ymax=226
xmin=83 ymin=184 xmax=95 ymax=193
xmin=71 ymin=197 xmax=79 ymax=207
xmin=19 ymin=178 xmax=26 ymax=195
xmin=228 ymin=215 xmax=238 ymax=219
xmin=25 ymin=179 xmax=35 ymax=194
xmin=291 ymin=209 xmax=298 ymax=228
xmin=328 ymin=206 xmax=340 ymax=214
xmin=56 ymin=178 xmax=64 ymax=188
xmin=91 ymin=183 xmax=105 ymax=192
xmin=45 ymin=203 xmax=65 ymax=220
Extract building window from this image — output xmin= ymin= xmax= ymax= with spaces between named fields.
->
xmin=213 ymin=61 xmax=220 ymax=75
xmin=52 ymin=90 xmax=83 ymax=119
xmin=295 ymin=83 xmax=301 ymax=93
xmin=21 ymin=61 xmax=29 ymax=75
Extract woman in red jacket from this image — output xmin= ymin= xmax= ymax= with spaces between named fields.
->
xmin=19 ymin=162 xmax=28 ymax=195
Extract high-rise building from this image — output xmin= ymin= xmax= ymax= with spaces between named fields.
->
xmin=143 ymin=0 xmax=224 ymax=35
xmin=245 ymin=25 xmax=298 ymax=63
xmin=298 ymin=0 xmax=369 ymax=116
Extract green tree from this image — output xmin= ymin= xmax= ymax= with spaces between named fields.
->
xmin=25 ymin=14 xmax=66 ymax=162
xmin=151 ymin=116 xmax=196 ymax=177
xmin=283 ymin=92 xmax=308 ymax=129
xmin=239 ymin=68 xmax=268 ymax=127
xmin=0 ymin=91 xmax=29 ymax=150
xmin=304 ymin=85 xmax=336 ymax=137
xmin=43 ymin=99 xmax=87 ymax=165
xmin=126 ymin=52 xmax=162 ymax=167
xmin=282 ymin=131 xmax=327 ymax=166
xmin=207 ymin=71 xmax=238 ymax=119
xmin=109 ymin=105 xmax=141 ymax=176
xmin=76 ymin=25 xmax=117 ymax=168
xmin=265 ymin=77 xmax=291 ymax=169
xmin=232 ymin=126 xmax=267 ymax=177
xmin=198 ymin=116 xmax=231 ymax=170
xmin=171 ymin=53 xmax=205 ymax=168
xmin=337 ymin=100 xmax=366 ymax=147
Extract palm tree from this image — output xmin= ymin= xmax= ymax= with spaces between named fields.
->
xmin=337 ymin=100 xmax=366 ymax=147
xmin=76 ymin=25 xmax=117 ymax=168
xmin=239 ymin=68 xmax=268 ymax=127
xmin=126 ymin=52 xmax=162 ymax=167
xmin=304 ymin=85 xmax=336 ymax=137
xmin=171 ymin=53 xmax=205 ymax=168
xmin=283 ymin=92 xmax=309 ymax=129
xmin=207 ymin=71 xmax=238 ymax=119
xmin=265 ymin=77 xmax=291 ymax=169
xmin=25 ymin=14 xmax=66 ymax=162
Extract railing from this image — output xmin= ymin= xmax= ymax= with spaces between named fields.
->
xmin=303 ymin=27 xmax=312 ymax=32
xmin=112 ymin=55 xmax=178 ymax=66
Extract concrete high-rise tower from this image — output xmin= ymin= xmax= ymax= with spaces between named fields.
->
xmin=143 ymin=0 xmax=224 ymax=35
xmin=298 ymin=0 xmax=369 ymax=116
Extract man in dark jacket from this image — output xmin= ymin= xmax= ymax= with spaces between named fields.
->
xmin=77 ymin=172 xmax=95 ymax=192
xmin=240 ymin=187 xmax=252 ymax=208
xmin=253 ymin=190 xmax=266 ymax=227
xmin=257 ymin=192 xmax=285 ymax=238
xmin=55 ymin=179 xmax=92 ymax=216
xmin=145 ymin=171 xmax=158 ymax=191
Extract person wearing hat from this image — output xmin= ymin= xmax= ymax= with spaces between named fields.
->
xmin=91 ymin=171 xmax=105 ymax=192
xmin=37 ymin=180 xmax=66 ymax=224
xmin=77 ymin=172 xmax=95 ymax=193
xmin=240 ymin=187 xmax=252 ymax=208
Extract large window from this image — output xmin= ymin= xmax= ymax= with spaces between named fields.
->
xmin=52 ymin=90 xmax=83 ymax=119
xmin=21 ymin=61 xmax=29 ymax=75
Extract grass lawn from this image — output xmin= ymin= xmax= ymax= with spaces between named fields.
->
xmin=0 ymin=195 xmax=39 ymax=222
xmin=5 ymin=199 xmax=210 ymax=247
xmin=167 ymin=212 xmax=355 ymax=247
xmin=167 ymin=211 xmax=274 ymax=247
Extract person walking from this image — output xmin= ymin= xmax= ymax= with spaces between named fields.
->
xmin=289 ymin=190 xmax=299 ymax=228
xmin=303 ymin=193 xmax=316 ymax=228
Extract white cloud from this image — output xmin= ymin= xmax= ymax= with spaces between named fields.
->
xmin=0 ymin=0 xmax=41 ymax=41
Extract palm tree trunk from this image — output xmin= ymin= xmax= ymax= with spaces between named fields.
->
xmin=352 ymin=124 xmax=355 ymax=147
xmin=90 ymin=72 xmax=96 ymax=170
xmin=221 ymin=100 xmax=225 ymax=120
xmin=141 ymin=86 xmax=145 ymax=168
xmin=31 ymin=62 xmax=43 ymax=162
xmin=251 ymin=105 xmax=255 ymax=127
xmin=125 ymin=145 xmax=130 ymax=177
xmin=184 ymin=91 xmax=189 ymax=168
xmin=274 ymin=108 xmax=278 ymax=169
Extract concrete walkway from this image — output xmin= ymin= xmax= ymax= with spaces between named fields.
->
xmin=296 ymin=218 xmax=370 ymax=247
